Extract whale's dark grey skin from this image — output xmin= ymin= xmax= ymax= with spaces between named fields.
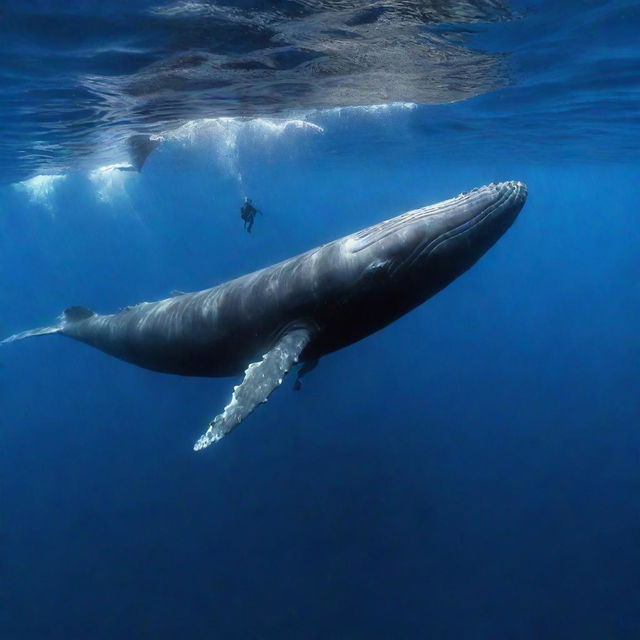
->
xmin=2 ymin=182 xmax=527 ymax=450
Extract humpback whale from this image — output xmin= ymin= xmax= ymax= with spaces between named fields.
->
xmin=2 ymin=182 xmax=527 ymax=450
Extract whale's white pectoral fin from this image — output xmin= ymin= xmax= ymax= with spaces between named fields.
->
xmin=193 ymin=327 xmax=312 ymax=451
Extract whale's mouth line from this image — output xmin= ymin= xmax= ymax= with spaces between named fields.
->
xmin=387 ymin=183 xmax=524 ymax=277
xmin=347 ymin=183 xmax=519 ymax=254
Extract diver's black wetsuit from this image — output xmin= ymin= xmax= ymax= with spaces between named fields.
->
xmin=241 ymin=199 xmax=259 ymax=232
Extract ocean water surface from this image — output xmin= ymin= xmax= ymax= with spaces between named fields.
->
xmin=1 ymin=1 xmax=639 ymax=638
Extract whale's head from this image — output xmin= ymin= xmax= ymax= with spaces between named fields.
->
xmin=344 ymin=181 xmax=527 ymax=307
xmin=405 ymin=180 xmax=527 ymax=288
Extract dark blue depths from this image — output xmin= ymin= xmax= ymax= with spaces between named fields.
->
xmin=1 ymin=140 xmax=639 ymax=638
xmin=1 ymin=1 xmax=640 ymax=634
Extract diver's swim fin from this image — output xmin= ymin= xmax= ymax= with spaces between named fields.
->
xmin=193 ymin=327 xmax=312 ymax=450
xmin=293 ymin=358 xmax=319 ymax=391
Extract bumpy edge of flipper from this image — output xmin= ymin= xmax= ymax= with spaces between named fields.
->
xmin=193 ymin=327 xmax=313 ymax=451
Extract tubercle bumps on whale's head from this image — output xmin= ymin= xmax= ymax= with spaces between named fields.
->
xmin=346 ymin=181 xmax=527 ymax=292
xmin=416 ymin=181 xmax=527 ymax=285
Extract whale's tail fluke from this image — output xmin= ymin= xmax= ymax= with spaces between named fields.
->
xmin=1 ymin=324 xmax=61 ymax=345
xmin=1 ymin=305 xmax=96 ymax=346
xmin=127 ymin=134 xmax=161 ymax=172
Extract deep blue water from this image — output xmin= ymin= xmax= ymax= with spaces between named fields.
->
xmin=2 ymin=2 xmax=640 ymax=639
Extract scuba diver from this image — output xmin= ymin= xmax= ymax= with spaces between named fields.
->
xmin=240 ymin=197 xmax=261 ymax=233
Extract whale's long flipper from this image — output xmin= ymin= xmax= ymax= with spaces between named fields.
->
xmin=194 ymin=327 xmax=312 ymax=451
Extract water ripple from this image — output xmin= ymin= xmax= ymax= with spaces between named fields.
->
xmin=1 ymin=1 xmax=638 ymax=183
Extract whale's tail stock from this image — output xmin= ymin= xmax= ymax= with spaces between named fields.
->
xmin=1 ymin=306 xmax=95 ymax=346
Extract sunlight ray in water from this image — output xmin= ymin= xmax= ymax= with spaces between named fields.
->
xmin=165 ymin=116 xmax=325 ymax=183
xmin=88 ymin=164 xmax=134 ymax=205
xmin=13 ymin=175 xmax=66 ymax=211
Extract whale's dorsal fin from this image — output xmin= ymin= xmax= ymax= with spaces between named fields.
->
xmin=193 ymin=327 xmax=312 ymax=451
xmin=63 ymin=306 xmax=95 ymax=322
xmin=170 ymin=290 xmax=187 ymax=297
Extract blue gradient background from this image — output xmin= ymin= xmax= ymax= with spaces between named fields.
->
xmin=2 ymin=117 xmax=639 ymax=638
